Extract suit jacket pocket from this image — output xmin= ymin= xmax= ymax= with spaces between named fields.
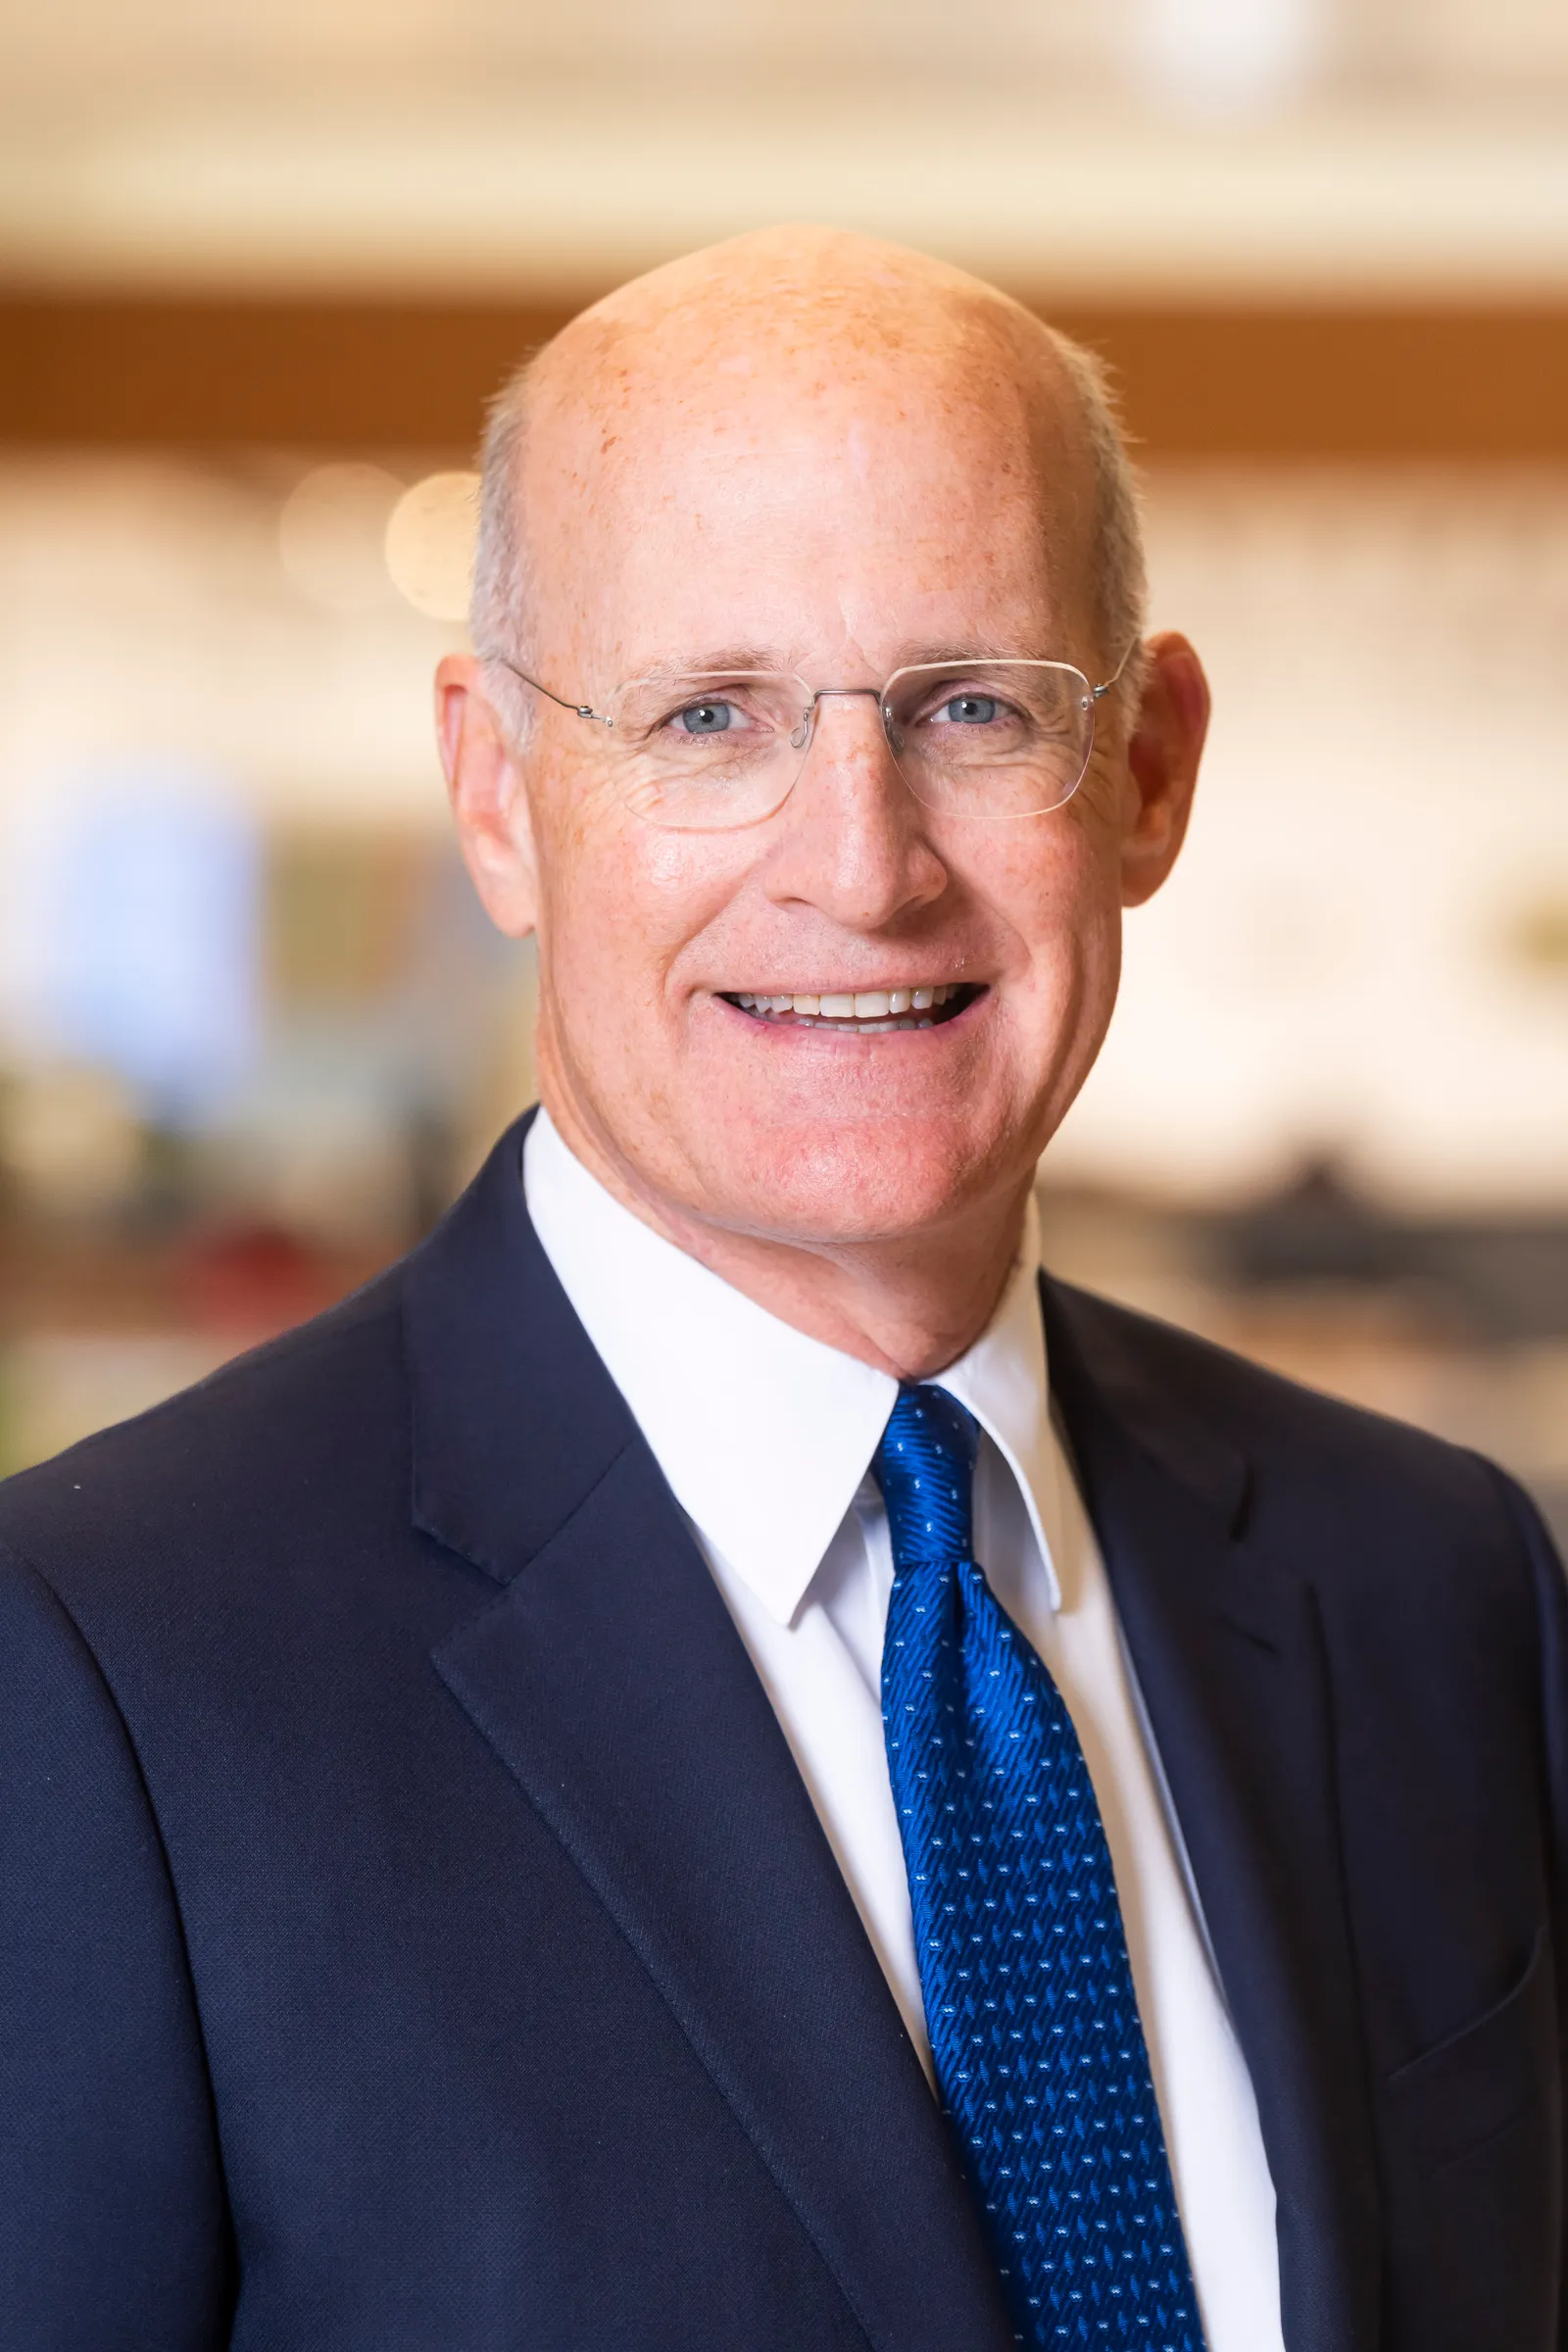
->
xmin=1385 ymin=1925 xmax=1553 ymax=2170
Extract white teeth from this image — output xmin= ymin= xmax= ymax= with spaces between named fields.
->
xmin=732 ymin=982 xmax=968 ymax=1023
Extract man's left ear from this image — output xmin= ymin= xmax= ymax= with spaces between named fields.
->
xmin=1118 ymin=631 xmax=1210 ymax=908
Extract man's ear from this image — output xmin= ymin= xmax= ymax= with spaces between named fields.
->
xmin=436 ymin=654 xmax=540 ymax=939
xmin=1118 ymin=631 xmax=1210 ymax=908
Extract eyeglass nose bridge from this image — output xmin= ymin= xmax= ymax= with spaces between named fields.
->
xmin=788 ymin=682 xmax=896 ymax=757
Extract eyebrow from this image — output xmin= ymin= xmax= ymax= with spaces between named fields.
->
xmin=889 ymin=640 xmax=1054 ymax=668
xmin=621 ymin=646 xmax=788 ymax=680
xmin=619 ymin=636 xmax=1064 ymax=683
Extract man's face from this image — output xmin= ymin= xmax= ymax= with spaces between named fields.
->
xmin=445 ymin=302 xmax=1201 ymax=1252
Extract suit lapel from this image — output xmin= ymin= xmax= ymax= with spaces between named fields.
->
xmin=404 ymin=1122 xmax=1015 ymax=2352
xmin=1043 ymin=1276 xmax=1383 ymax=2352
xmin=402 ymin=1127 xmax=1381 ymax=2349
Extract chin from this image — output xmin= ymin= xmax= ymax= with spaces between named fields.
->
xmin=693 ymin=1113 xmax=1016 ymax=1248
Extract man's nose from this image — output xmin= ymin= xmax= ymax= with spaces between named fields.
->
xmin=761 ymin=690 xmax=949 ymax=933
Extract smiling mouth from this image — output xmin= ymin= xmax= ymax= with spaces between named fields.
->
xmin=719 ymin=982 xmax=985 ymax=1034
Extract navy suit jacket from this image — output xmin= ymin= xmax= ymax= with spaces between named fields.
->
xmin=1 ymin=1114 xmax=1564 ymax=2352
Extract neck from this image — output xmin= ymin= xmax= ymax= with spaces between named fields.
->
xmin=537 ymin=1082 xmax=1033 ymax=1383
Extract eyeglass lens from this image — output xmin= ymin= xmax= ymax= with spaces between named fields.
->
xmin=605 ymin=663 xmax=1097 ymax=831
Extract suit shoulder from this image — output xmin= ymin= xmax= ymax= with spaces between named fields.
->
xmin=1044 ymin=1273 xmax=1519 ymax=1538
xmin=0 ymin=1257 xmax=411 ymax=1590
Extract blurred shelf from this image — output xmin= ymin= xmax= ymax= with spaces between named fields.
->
xmin=3 ymin=91 xmax=1568 ymax=304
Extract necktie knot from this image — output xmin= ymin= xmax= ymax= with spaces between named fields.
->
xmin=872 ymin=1383 xmax=978 ymax=1567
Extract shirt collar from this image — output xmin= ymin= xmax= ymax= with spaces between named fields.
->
xmin=523 ymin=1106 xmax=1059 ymax=1625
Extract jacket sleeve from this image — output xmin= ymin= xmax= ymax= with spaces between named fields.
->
xmin=0 ymin=1541 xmax=233 ymax=2350
xmin=1496 ymin=1474 xmax=1568 ymax=2351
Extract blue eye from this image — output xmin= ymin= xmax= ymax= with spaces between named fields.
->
xmin=941 ymin=695 xmax=999 ymax=726
xmin=677 ymin=701 xmax=735 ymax=735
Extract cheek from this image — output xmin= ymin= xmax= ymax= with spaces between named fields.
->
xmin=957 ymin=799 xmax=1119 ymax=983
xmin=532 ymin=795 xmax=749 ymax=1040
xmin=956 ymin=811 xmax=1123 ymax=1094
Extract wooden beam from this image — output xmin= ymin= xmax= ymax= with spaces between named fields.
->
xmin=2 ymin=293 xmax=1566 ymax=458
xmin=0 ymin=297 xmax=568 ymax=453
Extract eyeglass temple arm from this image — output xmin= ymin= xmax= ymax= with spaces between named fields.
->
xmin=480 ymin=650 xmax=613 ymax=727
xmin=1090 ymin=638 xmax=1142 ymax=701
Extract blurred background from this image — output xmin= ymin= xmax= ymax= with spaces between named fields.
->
xmin=0 ymin=0 xmax=1564 ymax=1544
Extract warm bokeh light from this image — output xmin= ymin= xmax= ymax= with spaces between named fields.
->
xmin=1138 ymin=0 xmax=1325 ymax=114
xmin=278 ymin=462 xmax=403 ymax=612
xmin=384 ymin=469 xmax=479 ymax=622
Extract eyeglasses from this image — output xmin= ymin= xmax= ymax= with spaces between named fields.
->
xmin=481 ymin=648 xmax=1134 ymax=833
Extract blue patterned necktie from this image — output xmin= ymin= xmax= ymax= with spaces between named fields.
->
xmin=874 ymin=1383 xmax=1205 ymax=2352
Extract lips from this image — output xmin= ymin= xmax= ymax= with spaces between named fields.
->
xmin=720 ymin=983 xmax=982 ymax=1034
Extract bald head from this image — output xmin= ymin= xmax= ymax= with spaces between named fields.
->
xmin=471 ymin=226 xmax=1146 ymax=711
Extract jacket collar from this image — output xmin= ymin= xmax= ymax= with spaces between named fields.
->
xmin=1044 ymin=1274 xmax=1384 ymax=2352
xmin=402 ymin=1110 xmax=637 ymax=1584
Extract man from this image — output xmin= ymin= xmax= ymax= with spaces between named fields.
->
xmin=0 ymin=227 xmax=1561 ymax=2352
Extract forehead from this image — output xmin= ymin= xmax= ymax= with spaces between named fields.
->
xmin=518 ymin=299 xmax=1095 ymax=676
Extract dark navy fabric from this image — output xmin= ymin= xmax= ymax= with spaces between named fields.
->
xmin=877 ymin=1385 xmax=1204 ymax=2350
xmin=0 ymin=1110 xmax=1563 ymax=2351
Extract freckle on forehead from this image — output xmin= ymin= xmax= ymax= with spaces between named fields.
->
xmin=517 ymin=225 xmax=1097 ymax=654
xmin=534 ymin=228 xmax=1075 ymax=442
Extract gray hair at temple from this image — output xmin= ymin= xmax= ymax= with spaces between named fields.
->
xmin=469 ymin=318 xmax=1148 ymax=744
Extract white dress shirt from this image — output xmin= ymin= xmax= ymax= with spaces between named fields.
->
xmin=524 ymin=1106 xmax=1285 ymax=2352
